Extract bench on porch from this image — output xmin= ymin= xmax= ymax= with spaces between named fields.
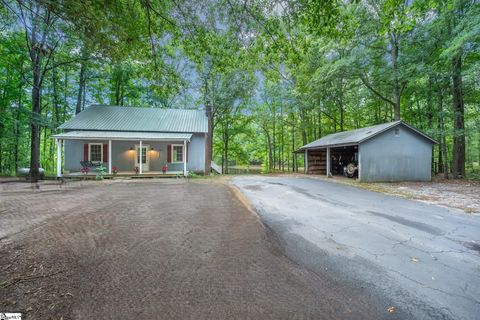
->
xmin=80 ymin=160 xmax=102 ymax=168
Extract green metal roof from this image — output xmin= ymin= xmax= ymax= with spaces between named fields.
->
xmin=59 ymin=105 xmax=208 ymax=133
xmin=52 ymin=131 xmax=192 ymax=141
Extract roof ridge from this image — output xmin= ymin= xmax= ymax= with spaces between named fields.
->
xmin=88 ymin=104 xmax=203 ymax=112
xmin=297 ymin=120 xmax=435 ymax=151
xmin=319 ymin=121 xmax=399 ymax=139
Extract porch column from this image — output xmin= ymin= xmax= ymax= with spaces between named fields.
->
xmin=326 ymin=147 xmax=331 ymax=177
xmin=108 ymin=140 xmax=112 ymax=174
xmin=139 ymin=140 xmax=143 ymax=174
xmin=56 ymin=138 xmax=62 ymax=178
xmin=304 ymin=149 xmax=308 ymax=173
xmin=183 ymin=139 xmax=187 ymax=176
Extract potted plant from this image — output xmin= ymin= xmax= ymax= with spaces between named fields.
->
xmin=112 ymin=166 xmax=118 ymax=175
xmin=134 ymin=166 xmax=140 ymax=175
xmin=81 ymin=166 xmax=90 ymax=175
xmin=96 ymin=165 xmax=106 ymax=180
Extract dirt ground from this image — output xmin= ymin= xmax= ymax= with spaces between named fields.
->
xmin=356 ymin=177 xmax=480 ymax=214
xmin=300 ymin=174 xmax=480 ymax=214
xmin=0 ymin=179 xmax=383 ymax=319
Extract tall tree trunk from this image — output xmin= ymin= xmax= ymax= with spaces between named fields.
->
xmin=63 ymin=66 xmax=68 ymax=119
xmin=280 ymin=104 xmax=284 ymax=171
xmin=317 ymin=107 xmax=322 ymax=138
xmin=477 ymin=127 xmax=480 ymax=168
xmin=300 ymin=108 xmax=307 ymax=145
xmin=0 ymin=87 xmax=5 ymax=173
xmin=14 ymin=104 xmax=20 ymax=171
xmin=291 ymin=113 xmax=296 ymax=172
xmin=437 ymin=119 xmax=443 ymax=174
xmin=75 ymin=58 xmax=86 ymax=114
xmin=338 ymin=78 xmax=344 ymax=131
xmin=42 ymin=124 xmax=47 ymax=170
xmin=14 ymin=65 xmax=24 ymax=172
xmin=272 ymin=107 xmax=276 ymax=170
xmin=426 ymin=78 xmax=435 ymax=173
xmin=30 ymin=60 xmax=42 ymax=181
xmin=437 ymin=86 xmax=449 ymax=179
xmin=82 ymin=78 xmax=87 ymax=110
xmin=204 ymin=78 xmax=213 ymax=174
xmin=451 ymin=50 xmax=465 ymax=178
xmin=264 ymin=128 xmax=272 ymax=172
xmin=391 ymin=32 xmax=401 ymax=121
xmin=115 ymin=79 xmax=121 ymax=105
xmin=223 ymin=127 xmax=229 ymax=174
xmin=205 ymin=107 xmax=212 ymax=174
xmin=441 ymin=123 xmax=449 ymax=180
xmin=52 ymin=62 xmax=60 ymax=125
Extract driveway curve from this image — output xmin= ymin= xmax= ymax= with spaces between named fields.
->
xmin=232 ymin=176 xmax=480 ymax=320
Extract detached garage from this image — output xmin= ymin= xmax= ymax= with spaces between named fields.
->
xmin=297 ymin=120 xmax=438 ymax=182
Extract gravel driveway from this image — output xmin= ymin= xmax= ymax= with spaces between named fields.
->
xmin=232 ymin=176 xmax=480 ymax=320
xmin=0 ymin=179 xmax=384 ymax=319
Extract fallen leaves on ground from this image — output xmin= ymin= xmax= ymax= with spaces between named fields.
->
xmin=387 ymin=306 xmax=396 ymax=313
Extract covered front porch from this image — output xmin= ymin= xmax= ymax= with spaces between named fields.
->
xmin=63 ymin=171 xmax=184 ymax=178
xmin=52 ymin=131 xmax=192 ymax=177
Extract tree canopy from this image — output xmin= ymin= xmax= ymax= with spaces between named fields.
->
xmin=0 ymin=0 xmax=478 ymax=179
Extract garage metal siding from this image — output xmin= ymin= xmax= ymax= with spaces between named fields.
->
xmin=359 ymin=126 xmax=433 ymax=182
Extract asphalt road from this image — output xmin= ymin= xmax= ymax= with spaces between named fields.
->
xmin=232 ymin=176 xmax=480 ymax=320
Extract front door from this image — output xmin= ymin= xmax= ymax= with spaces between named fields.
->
xmin=135 ymin=145 xmax=150 ymax=172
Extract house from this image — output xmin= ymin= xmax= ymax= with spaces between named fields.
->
xmin=296 ymin=120 xmax=438 ymax=182
xmin=52 ymin=105 xmax=208 ymax=177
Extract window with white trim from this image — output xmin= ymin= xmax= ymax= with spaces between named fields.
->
xmin=172 ymin=144 xmax=184 ymax=163
xmin=89 ymin=143 xmax=103 ymax=163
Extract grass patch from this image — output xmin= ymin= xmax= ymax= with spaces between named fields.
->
xmin=464 ymin=207 xmax=477 ymax=214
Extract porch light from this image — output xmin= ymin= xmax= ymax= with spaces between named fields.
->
xmin=129 ymin=146 xmax=134 ymax=151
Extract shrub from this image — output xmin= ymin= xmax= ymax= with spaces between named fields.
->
xmin=96 ymin=165 xmax=106 ymax=180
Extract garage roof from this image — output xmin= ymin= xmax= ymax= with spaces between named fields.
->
xmin=52 ymin=131 xmax=192 ymax=141
xmin=297 ymin=120 xmax=437 ymax=151
xmin=58 ymin=105 xmax=208 ymax=133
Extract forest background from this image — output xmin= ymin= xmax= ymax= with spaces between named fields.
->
xmin=0 ymin=0 xmax=478 ymax=178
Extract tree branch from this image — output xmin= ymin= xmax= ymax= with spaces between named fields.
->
xmin=44 ymin=56 xmax=91 ymax=73
xmin=359 ymin=73 xmax=395 ymax=106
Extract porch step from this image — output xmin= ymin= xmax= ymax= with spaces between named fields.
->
xmin=63 ymin=173 xmax=182 ymax=179
xmin=130 ymin=174 xmax=179 ymax=179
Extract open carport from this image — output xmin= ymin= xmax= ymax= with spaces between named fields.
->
xmin=296 ymin=120 xmax=438 ymax=182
